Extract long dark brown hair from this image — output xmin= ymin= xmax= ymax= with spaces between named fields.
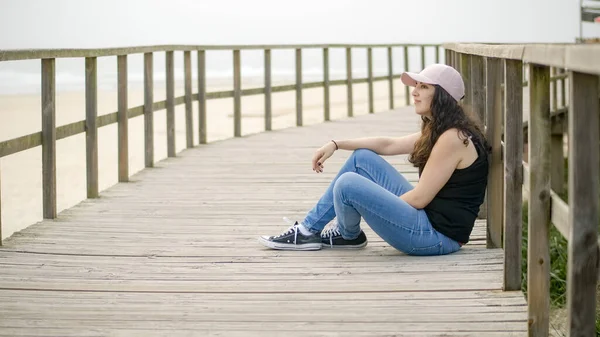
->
xmin=408 ymin=85 xmax=489 ymax=172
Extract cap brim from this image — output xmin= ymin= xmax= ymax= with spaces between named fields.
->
xmin=401 ymin=72 xmax=438 ymax=87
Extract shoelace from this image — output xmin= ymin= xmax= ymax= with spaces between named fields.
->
xmin=321 ymin=225 xmax=341 ymax=248
xmin=274 ymin=217 xmax=299 ymax=244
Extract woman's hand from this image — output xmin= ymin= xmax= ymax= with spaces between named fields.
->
xmin=311 ymin=141 xmax=337 ymax=173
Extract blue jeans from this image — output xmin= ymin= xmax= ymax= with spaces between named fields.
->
xmin=302 ymin=149 xmax=462 ymax=256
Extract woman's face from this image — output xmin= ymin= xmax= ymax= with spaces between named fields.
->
xmin=412 ymin=82 xmax=435 ymax=118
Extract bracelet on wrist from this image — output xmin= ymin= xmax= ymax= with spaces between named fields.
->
xmin=331 ymin=140 xmax=339 ymax=150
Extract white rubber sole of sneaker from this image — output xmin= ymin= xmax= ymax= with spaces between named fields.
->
xmin=258 ymin=236 xmax=322 ymax=251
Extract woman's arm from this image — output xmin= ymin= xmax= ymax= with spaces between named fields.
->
xmin=335 ymin=132 xmax=421 ymax=156
xmin=311 ymin=132 xmax=421 ymax=173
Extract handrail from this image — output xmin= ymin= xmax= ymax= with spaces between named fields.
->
xmin=444 ymin=42 xmax=599 ymax=337
xmin=0 ymin=43 xmax=440 ymax=61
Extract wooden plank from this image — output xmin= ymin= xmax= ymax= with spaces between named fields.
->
xmin=233 ymin=50 xmax=242 ymax=136
xmin=117 ymin=55 xmax=129 ymax=182
xmin=183 ymin=51 xmax=193 ymax=148
xmin=566 ymin=70 xmax=599 ymax=337
xmin=367 ymin=47 xmax=374 ymax=113
xmin=484 ymin=57 xmax=502 ymax=248
xmin=550 ymin=190 xmax=569 ymax=239
xmin=527 ymin=63 xmax=550 ymax=337
xmin=323 ymin=48 xmax=330 ymax=121
xmin=166 ymin=51 xmax=176 ymax=157
xmin=197 ymin=50 xmax=207 ymax=144
xmin=0 ymin=165 xmax=2 ymax=244
xmin=404 ymin=46 xmax=409 ymax=106
xmin=435 ymin=45 xmax=440 ymax=63
xmin=420 ymin=45 xmax=425 ymax=69
xmin=41 ymin=58 xmax=56 ymax=219
xmin=445 ymin=49 xmax=451 ymax=66
xmin=471 ymin=55 xmax=487 ymax=221
xmin=85 ymin=57 xmax=99 ymax=198
xmin=295 ymin=48 xmax=303 ymax=126
xmin=550 ymin=115 xmax=565 ymax=195
xmin=503 ymin=59 xmax=523 ymax=291
xmin=460 ymin=53 xmax=472 ymax=109
xmin=264 ymin=49 xmax=272 ymax=131
xmin=144 ymin=52 xmax=154 ymax=167
xmin=346 ymin=47 xmax=353 ymax=117
xmin=388 ymin=47 xmax=394 ymax=109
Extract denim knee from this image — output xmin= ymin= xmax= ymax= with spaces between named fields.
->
xmin=351 ymin=148 xmax=378 ymax=164
xmin=333 ymin=172 xmax=361 ymax=201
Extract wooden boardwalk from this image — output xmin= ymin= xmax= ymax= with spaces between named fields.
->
xmin=0 ymin=108 xmax=528 ymax=336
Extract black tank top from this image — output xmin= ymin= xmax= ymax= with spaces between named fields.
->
xmin=421 ymin=136 xmax=489 ymax=244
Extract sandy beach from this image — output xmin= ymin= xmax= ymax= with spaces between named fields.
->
xmin=0 ymin=78 xmax=410 ymax=240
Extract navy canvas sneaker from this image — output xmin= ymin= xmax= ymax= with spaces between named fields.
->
xmin=259 ymin=220 xmax=322 ymax=251
xmin=321 ymin=225 xmax=368 ymax=249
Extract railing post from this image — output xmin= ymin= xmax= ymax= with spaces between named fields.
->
xmin=233 ymin=49 xmax=242 ymax=136
xmin=550 ymin=115 xmax=565 ymax=195
xmin=198 ymin=50 xmax=207 ymax=144
xmin=527 ymin=63 xmax=551 ymax=337
xmin=471 ymin=55 xmax=486 ymax=221
xmin=485 ymin=57 xmax=503 ymax=248
xmin=420 ymin=45 xmax=425 ymax=70
xmin=117 ymin=55 xmax=129 ymax=181
xmin=85 ymin=57 xmax=99 ymax=198
xmin=404 ymin=46 xmax=410 ymax=106
xmin=460 ymin=53 xmax=472 ymax=108
xmin=503 ymin=59 xmax=523 ymax=291
xmin=295 ymin=48 xmax=303 ymax=126
xmin=183 ymin=51 xmax=193 ymax=148
xmin=444 ymin=49 xmax=451 ymax=66
xmin=367 ymin=47 xmax=374 ymax=114
xmin=41 ymin=58 xmax=56 ymax=219
xmin=0 ymin=164 xmax=3 ymax=244
xmin=566 ymin=70 xmax=599 ymax=337
xmin=435 ymin=45 xmax=440 ymax=64
xmin=323 ymin=48 xmax=330 ymax=121
xmin=387 ymin=47 xmax=394 ymax=109
xmin=144 ymin=52 xmax=154 ymax=167
xmin=346 ymin=47 xmax=353 ymax=117
xmin=264 ymin=49 xmax=272 ymax=131
xmin=166 ymin=51 xmax=176 ymax=157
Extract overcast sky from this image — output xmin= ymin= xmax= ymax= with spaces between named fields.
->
xmin=0 ymin=0 xmax=597 ymax=49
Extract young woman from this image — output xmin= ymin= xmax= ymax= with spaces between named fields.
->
xmin=258 ymin=64 xmax=489 ymax=256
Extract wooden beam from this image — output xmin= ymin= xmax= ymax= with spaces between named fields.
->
xmin=527 ymin=63 xmax=550 ymax=337
xmin=503 ymin=59 xmax=523 ymax=291
xmin=388 ymin=47 xmax=394 ymax=109
xmin=233 ymin=50 xmax=242 ymax=136
xmin=183 ymin=51 xmax=193 ymax=148
xmin=435 ymin=45 xmax=440 ymax=64
xmin=484 ymin=57 xmax=502 ymax=248
xmin=420 ymin=45 xmax=425 ymax=69
xmin=346 ymin=48 xmax=353 ymax=117
xmin=198 ymin=50 xmax=207 ymax=144
xmin=295 ymin=48 xmax=302 ymax=126
xmin=550 ymin=115 xmax=565 ymax=195
xmin=144 ymin=52 xmax=154 ymax=167
xmin=460 ymin=54 xmax=472 ymax=108
xmin=566 ymin=70 xmax=599 ymax=337
xmin=264 ymin=49 xmax=272 ymax=131
xmin=117 ymin=55 xmax=129 ymax=182
xmin=404 ymin=46 xmax=410 ymax=107
xmin=85 ymin=57 xmax=99 ymax=198
xmin=367 ymin=47 xmax=374 ymax=114
xmin=166 ymin=51 xmax=176 ymax=157
xmin=323 ymin=48 xmax=330 ymax=121
xmin=41 ymin=58 xmax=56 ymax=219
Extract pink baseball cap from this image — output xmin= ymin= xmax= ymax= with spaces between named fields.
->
xmin=401 ymin=64 xmax=465 ymax=102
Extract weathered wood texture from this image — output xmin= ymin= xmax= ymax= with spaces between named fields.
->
xmin=197 ymin=50 xmax=207 ymax=144
xmin=323 ymin=48 xmax=330 ymax=121
xmin=85 ymin=57 xmax=99 ymax=198
xmin=367 ymin=47 xmax=374 ymax=113
xmin=0 ymin=109 xmax=527 ymax=336
xmin=166 ymin=51 xmax=176 ymax=157
xmin=233 ymin=50 xmax=242 ymax=136
xmin=117 ymin=55 xmax=129 ymax=181
xmin=527 ymin=64 xmax=551 ymax=337
xmin=183 ymin=51 xmax=193 ymax=148
xmin=264 ymin=49 xmax=272 ymax=131
xmin=41 ymin=58 xmax=57 ymax=219
xmin=503 ymin=59 xmax=523 ymax=291
xmin=346 ymin=48 xmax=353 ymax=117
xmin=144 ymin=52 xmax=154 ymax=167
xmin=566 ymin=71 xmax=599 ymax=337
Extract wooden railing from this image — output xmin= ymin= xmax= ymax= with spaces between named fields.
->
xmin=444 ymin=43 xmax=600 ymax=337
xmin=0 ymin=43 xmax=440 ymax=242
